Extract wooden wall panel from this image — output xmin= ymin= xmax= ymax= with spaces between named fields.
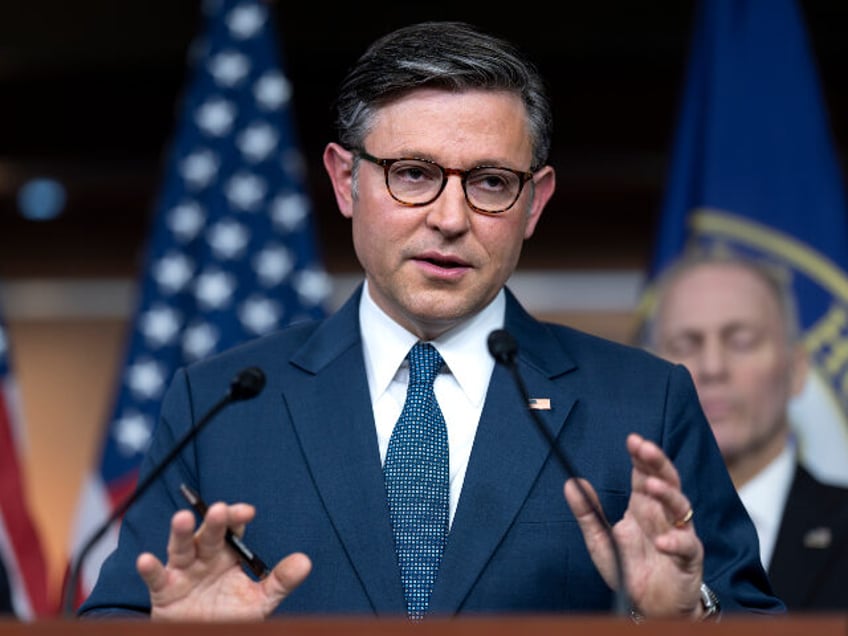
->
xmin=6 ymin=319 xmax=127 ymax=604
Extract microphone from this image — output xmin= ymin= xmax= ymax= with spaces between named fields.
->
xmin=62 ymin=366 xmax=267 ymax=617
xmin=487 ymin=329 xmax=631 ymax=616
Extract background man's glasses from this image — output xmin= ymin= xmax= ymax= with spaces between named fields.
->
xmin=355 ymin=149 xmax=535 ymax=215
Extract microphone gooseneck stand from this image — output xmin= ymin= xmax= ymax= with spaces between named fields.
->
xmin=62 ymin=366 xmax=267 ymax=617
xmin=487 ymin=329 xmax=632 ymax=617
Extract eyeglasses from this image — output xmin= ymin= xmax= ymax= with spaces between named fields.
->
xmin=355 ymin=149 xmax=535 ymax=215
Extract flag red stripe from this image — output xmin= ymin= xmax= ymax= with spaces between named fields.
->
xmin=0 ymin=389 xmax=50 ymax=617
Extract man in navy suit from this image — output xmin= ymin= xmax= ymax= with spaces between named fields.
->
xmin=80 ymin=21 xmax=782 ymax=621
xmin=648 ymin=253 xmax=848 ymax=611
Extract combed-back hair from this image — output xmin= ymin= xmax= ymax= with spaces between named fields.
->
xmin=332 ymin=21 xmax=553 ymax=171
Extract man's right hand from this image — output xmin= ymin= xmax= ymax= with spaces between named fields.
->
xmin=136 ymin=501 xmax=312 ymax=621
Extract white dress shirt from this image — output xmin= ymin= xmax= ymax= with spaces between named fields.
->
xmin=737 ymin=442 xmax=795 ymax=570
xmin=359 ymin=280 xmax=505 ymax=527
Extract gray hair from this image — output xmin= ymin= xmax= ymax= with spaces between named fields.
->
xmin=332 ymin=21 xmax=553 ymax=171
xmin=644 ymin=251 xmax=802 ymax=350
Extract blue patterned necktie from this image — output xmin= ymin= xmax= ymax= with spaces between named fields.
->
xmin=384 ymin=342 xmax=450 ymax=620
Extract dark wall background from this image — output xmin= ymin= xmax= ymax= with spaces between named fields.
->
xmin=1 ymin=1 xmax=846 ymax=278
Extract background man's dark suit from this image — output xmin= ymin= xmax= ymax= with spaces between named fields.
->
xmin=81 ymin=287 xmax=779 ymax=616
xmin=769 ymin=464 xmax=848 ymax=610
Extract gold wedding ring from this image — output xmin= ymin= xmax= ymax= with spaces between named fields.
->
xmin=674 ymin=508 xmax=694 ymax=528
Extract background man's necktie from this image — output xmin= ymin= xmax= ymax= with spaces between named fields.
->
xmin=384 ymin=342 xmax=449 ymax=620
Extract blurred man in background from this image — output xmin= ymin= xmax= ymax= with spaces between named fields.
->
xmin=647 ymin=253 xmax=848 ymax=611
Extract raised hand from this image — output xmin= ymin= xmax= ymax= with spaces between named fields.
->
xmin=564 ymin=433 xmax=704 ymax=619
xmin=136 ymin=501 xmax=312 ymax=621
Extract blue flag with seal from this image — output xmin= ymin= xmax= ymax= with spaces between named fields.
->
xmin=643 ymin=0 xmax=848 ymax=486
xmin=65 ymin=0 xmax=331 ymax=609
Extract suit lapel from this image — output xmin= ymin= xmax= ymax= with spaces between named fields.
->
xmin=284 ymin=287 xmax=581 ymax=615
xmin=429 ymin=291 xmax=578 ymax=614
xmin=284 ymin=288 xmax=406 ymax=614
xmin=768 ymin=465 xmax=844 ymax=607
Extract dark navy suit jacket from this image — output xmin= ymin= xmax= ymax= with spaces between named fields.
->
xmin=81 ymin=286 xmax=782 ymax=617
xmin=768 ymin=464 xmax=848 ymax=611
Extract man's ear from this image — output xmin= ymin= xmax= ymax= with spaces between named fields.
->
xmin=323 ymin=142 xmax=355 ymax=219
xmin=523 ymin=166 xmax=555 ymax=239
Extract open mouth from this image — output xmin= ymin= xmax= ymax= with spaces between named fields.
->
xmin=422 ymin=256 xmax=464 ymax=268
xmin=415 ymin=250 xmax=469 ymax=270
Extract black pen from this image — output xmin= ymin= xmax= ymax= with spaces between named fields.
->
xmin=179 ymin=483 xmax=270 ymax=579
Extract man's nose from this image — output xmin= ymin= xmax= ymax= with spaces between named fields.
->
xmin=696 ymin=340 xmax=729 ymax=381
xmin=425 ymin=175 xmax=472 ymax=235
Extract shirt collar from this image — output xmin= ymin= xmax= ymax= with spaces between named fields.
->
xmin=738 ymin=442 xmax=795 ymax=537
xmin=359 ymin=280 xmax=505 ymax=406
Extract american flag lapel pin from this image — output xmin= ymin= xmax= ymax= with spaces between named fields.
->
xmin=803 ymin=527 xmax=832 ymax=549
xmin=528 ymin=398 xmax=551 ymax=410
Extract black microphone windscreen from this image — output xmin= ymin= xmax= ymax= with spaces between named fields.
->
xmin=487 ymin=329 xmax=518 ymax=366
xmin=230 ymin=366 xmax=266 ymax=401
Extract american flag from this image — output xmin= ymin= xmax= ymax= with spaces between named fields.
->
xmin=0 ymin=317 xmax=50 ymax=618
xmin=66 ymin=0 xmax=331 ymax=609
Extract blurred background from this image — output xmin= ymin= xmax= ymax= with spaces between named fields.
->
xmin=3 ymin=1 xmax=848 ymax=279
xmin=1 ymin=0 xmax=847 ymax=611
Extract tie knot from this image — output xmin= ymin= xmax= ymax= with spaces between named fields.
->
xmin=407 ymin=342 xmax=443 ymax=386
